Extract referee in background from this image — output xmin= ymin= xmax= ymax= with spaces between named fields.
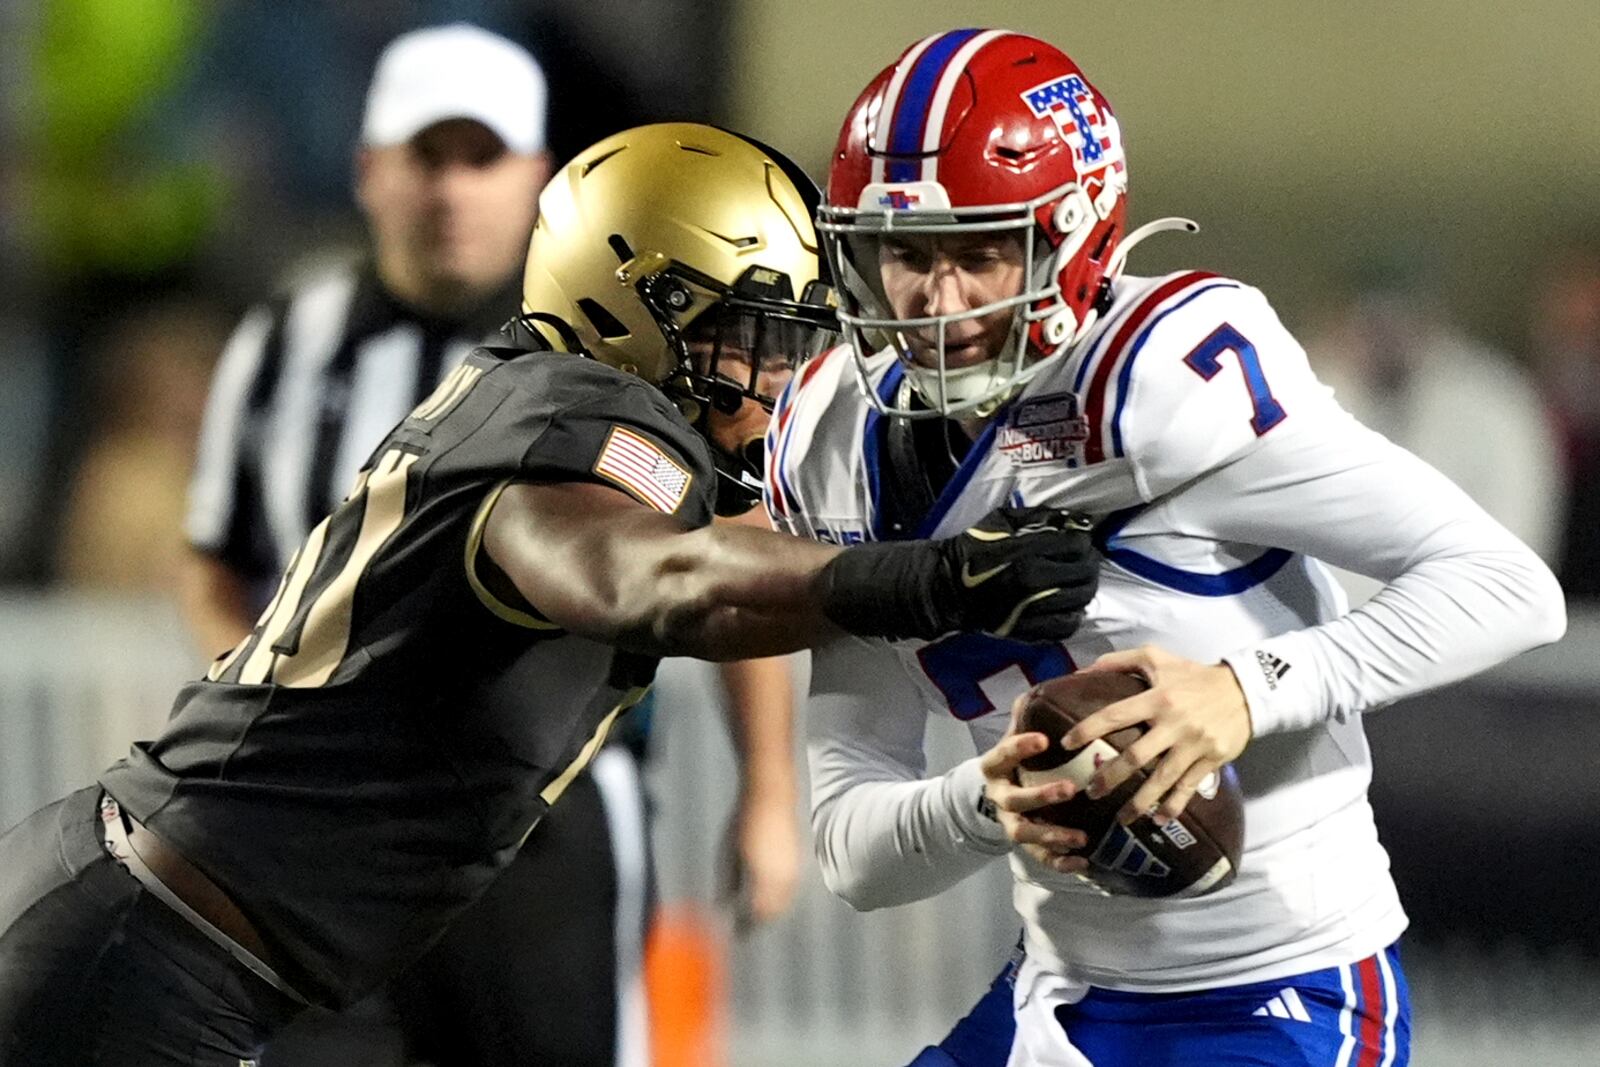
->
xmin=180 ymin=24 xmax=801 ymax=1066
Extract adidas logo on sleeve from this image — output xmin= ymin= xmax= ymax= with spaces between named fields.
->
xmin=1254 ymin=650 xmax=1292 ymax=691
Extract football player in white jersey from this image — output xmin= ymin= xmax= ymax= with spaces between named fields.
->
xmin=766 ymin=29 xmax=1566 ymax=1067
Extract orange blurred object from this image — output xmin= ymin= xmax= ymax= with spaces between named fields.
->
xmin=645 ymin=903 xmax=726 ymax=1067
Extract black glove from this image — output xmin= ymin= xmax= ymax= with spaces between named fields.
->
xmin=817 ymin=506 xmax=1099 ymax=642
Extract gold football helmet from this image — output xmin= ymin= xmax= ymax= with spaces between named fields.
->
xmin=517 ymin=123 xmax=837 ymax=512
xmin=518 ymin=119 xmax=838 ymax=508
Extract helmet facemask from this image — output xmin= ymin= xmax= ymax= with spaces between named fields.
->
xmin=636 ymin=259 xmax=839 ymax=513
xmin=819 ymin=176 xmax=1121 ymax=420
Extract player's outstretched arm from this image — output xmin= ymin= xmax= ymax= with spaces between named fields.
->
xmin=482 ymin=482 xmax=1098 ymax=660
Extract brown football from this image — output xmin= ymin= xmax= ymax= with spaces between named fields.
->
xmin=1015 ymin=671 xmax=1244 ymax=898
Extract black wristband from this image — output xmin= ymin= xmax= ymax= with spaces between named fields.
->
xmin=977 ymin=785 xmax=1000 ymax=824
xmin=816 ymin=540 xmax=953 ymax=640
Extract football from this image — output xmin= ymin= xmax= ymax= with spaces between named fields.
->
xmin=1014 ymin=671 xmax=1244 ymax=899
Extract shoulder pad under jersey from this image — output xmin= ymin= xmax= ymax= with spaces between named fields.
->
xmin=764 ymin=345 xmax=893 ymax=541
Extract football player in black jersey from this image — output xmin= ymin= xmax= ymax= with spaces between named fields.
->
xmin=0 ymin=123 xmax=1099 ymax=1065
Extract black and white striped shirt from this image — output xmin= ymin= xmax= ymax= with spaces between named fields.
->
xmin=186 ymin=258 xmax=520 ymax=586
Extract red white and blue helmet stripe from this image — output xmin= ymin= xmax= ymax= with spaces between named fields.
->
xmin=872 ymin=28 xmax=1009 ymax=185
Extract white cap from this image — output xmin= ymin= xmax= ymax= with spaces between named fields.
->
xmin=361 ymin=23 xmax=547 ymax=154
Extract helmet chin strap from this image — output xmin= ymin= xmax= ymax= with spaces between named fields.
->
xmin=1042 ymin=216 xmax=1201 ymax=356
xmin=900 ymin=302 xmax=1041 ymax=417
xmin=710 ymin=435 xmax=768 ymax=517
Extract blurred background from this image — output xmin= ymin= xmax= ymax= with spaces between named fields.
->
xmin=1 ymin=1 xmax=1597 ymax=1064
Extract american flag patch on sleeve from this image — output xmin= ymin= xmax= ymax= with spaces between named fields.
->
xmin=593 ymin=426 xmax=693 ymax=513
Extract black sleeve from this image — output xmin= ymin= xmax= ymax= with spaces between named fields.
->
xmin=448 ymin=352 xmax=720 ymax=629
xmin=504 ymin=354 xmax=718 ymax=529
xmin=195 ymin=465 xmax=280 ymax=583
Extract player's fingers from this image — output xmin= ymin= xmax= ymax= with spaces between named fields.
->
xmin=1087 ymin=724 xmax=1176 ymax=799
xmin=992 ymin=776 xmax=1077 ymax=814
xmin=1017 ymin=554 xmax=1099 ymax=595
xmin=1020 ymin=844 xmax=1089 ymax=875
xmin=1062 ymin=691 xmax=1154 ymax=749
xmin=1047 ymin=853 xmax=1089 ymax=875
xmin=1005 ymin=815 xmax=1087 ymax=853
xmin=1156 ymin=759 xmax=1221 ymax=823
xmin=1120 ymin=746 xmax=1197 ymax=825
xmin=1002 ymin=602 xmax=1088 ymax=643
xmin=980 ymin=731 xmax=1049 ymax=777
xmin=1080 ymin=647 xmax=1158 ymax=677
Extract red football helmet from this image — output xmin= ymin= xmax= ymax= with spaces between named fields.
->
xmin=821 ymin=29 xmax=1187 ymax=417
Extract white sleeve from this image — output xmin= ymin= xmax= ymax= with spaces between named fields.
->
xmin=1111 ymin=280 xmax=1564 ymax=733
xmin=807 ymin=635 xmax=1010 ymax=911
xmin=1195 ymin=402 xmax=1565 ymax=735
xmin=185 ymin=305 xmax=276 ymax=552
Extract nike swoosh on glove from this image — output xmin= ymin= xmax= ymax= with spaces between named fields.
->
xmin=938 ymin=506 xmax=1099 ymax=640
xmin=816 ymin=505 xmax=1099 ymax=642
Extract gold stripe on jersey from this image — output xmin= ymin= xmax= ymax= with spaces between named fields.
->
xmin=463 ymin=480 xmax=561 ymax=630
xmin=412 ymin=363 xmax=484 ymax=422
xmin=275 ymin=449 xmax=420 ymax=687
xmin=342 ymin=464 xmax=373 ymax=503
xmin=237 ymin=517 xmax=333 ymax=684
xmin=531 ymin=685 xmax=650 ymax=821
xmin=206 ymin=640 xmax=247 ymax=683
xmin=206 ymin=593 xmax=275 ymax=681
xmin=212 ymin=539 xmax=306 ymax=682
xmin=209 ymin=462 xmax=378 ymax=685
xmin=207 ymin=561 xmax=295 ymax=681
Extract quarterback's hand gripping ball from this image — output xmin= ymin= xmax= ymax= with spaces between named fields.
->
xmin=1015 ymin=671 xmax=1244 ymax=898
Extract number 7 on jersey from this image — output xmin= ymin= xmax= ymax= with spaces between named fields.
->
xmin=1183 ymin=323 xmax=1286 ymax=436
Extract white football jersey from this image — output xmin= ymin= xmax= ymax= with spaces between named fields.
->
xmin=769 ymin=271 xmax=1564 ymax=992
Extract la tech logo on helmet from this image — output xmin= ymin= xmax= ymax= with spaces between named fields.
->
xmin=876 ymin=190 xmax=922 ymax=209
xmin=1021 ymin=75 xmax=1124 ymax=175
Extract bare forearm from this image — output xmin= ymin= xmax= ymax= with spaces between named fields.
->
xmin=716 ymin=504 xmax=801 ymax=791
xmin=485 ymin=483 xmax=1096 ymax=659
xmin=718 ymin=656 xmax=797 ymax=797
xmin=609 ymin=520 xmax=844 ymax=658
xmin=483 ymin=482 xmax=844 ymax=659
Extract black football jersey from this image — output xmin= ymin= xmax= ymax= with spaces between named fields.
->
xmin=100 ymin=347 xmax=716 ymax=1006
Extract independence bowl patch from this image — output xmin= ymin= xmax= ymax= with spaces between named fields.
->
xmin=997 ymin=392 xmax=1089 ymax=467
